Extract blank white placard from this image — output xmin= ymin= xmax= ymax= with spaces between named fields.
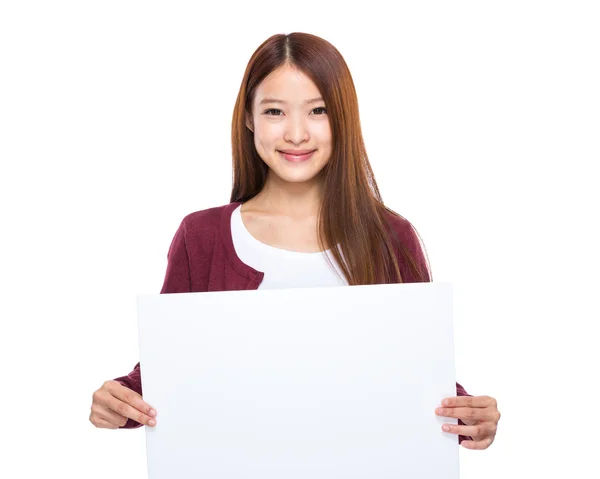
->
xmin=137 ymin=282 xmax=460 ymax=479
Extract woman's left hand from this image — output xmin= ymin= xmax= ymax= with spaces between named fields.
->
xmin=435 ymin=395 xmax=500 ymax=449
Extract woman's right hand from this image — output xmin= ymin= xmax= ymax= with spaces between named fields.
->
xmin=89 ymin=380 xmax=157 ymax=429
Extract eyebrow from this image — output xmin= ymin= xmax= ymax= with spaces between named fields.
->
xmin=258 ymin=97 xmax=324 ymax=105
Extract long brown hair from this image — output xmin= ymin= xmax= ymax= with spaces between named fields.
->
xmin=230 ymin=32 xmax=430 ymax=285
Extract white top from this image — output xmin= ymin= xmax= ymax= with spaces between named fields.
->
xmin=230 ymin=204 xmax=348 ymax=290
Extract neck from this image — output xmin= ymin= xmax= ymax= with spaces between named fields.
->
xmin=250 ymin=169 xmax=324 ymax=219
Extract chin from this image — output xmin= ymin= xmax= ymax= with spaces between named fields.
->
xmin=273 ymin=169 xmax=325 ymax=184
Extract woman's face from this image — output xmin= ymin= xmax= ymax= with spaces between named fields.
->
xmin=246 ymin=64 xmax=332 ymax=186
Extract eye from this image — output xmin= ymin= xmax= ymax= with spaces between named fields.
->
xmin=263 ymin=107 xmax=327 ymax=116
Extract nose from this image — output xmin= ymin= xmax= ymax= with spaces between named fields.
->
xmin=283 ymin=115 xmax=310 ymax=144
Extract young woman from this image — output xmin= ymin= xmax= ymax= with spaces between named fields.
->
xmin=89 ymin=32 xmax=500 ymax=450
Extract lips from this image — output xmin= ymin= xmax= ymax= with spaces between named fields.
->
xmin=278 ymin=149 xmax=316 ymax=162
xmin=279 ymin=149 xmax=315 ymax=155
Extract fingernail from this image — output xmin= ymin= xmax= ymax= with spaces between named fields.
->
xmin=442 ymin=425 xmax=450 ymax=432
xmin=442 ymin=399 xmax=450 ymax=406
xmin=148 ymin=419 xmax=156 ymax=427
xmin=436 ymin=408 xmax=445 ymax=415
xmin=149 ymin=409 xmax=157 ymax=417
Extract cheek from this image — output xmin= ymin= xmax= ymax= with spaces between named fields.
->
xmin=255 ymin=124 xmax=280 ymax=149
xmin=314 ymin=123 xmax=332 ymax=144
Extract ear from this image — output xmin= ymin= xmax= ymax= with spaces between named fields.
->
xmin=245 ymin=111 xmax=254 ymax=133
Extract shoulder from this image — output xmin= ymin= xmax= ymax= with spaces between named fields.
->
xmin=382 ymin=208 xmax=421 ymax=246
xmin=171 ymin=202 xmax=239 ymax=253
xmin=180 ymin=202 xmax=236 ymax=231
xmin=382 ymin=207 xmax=431 ymax=282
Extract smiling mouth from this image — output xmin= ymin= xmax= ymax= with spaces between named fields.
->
xmin=278 ymin=150 xmax=316 ymax=162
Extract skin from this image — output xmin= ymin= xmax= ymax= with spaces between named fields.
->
xmin=436 ymin=395 xmax=501 ymax=449
xmin=91 ymin=64 xmax=501 ymax=446
xmin=241 ymin=63 xmax=332 ymax=252
xmin=89 ymin=380 xmax=156 ymax=429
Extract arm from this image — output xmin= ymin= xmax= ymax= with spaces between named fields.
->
xmin=114 ymin=219 xmax=192 ymax=429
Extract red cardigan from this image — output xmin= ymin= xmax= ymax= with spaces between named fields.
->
xmin=114 ymin=202 xmax=472 ymax=442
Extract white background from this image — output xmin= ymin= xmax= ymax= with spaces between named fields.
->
xmin=1 ymin=1 xmax=598 ymax=478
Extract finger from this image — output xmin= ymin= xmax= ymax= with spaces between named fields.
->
xmin=107 ymin=382 xmax=157 ymax=418
xmin=441 ymin=422 xmax=494 ymax=439
xmin=104 ymin=394 xmax=156 ymax=427
xmin=90 ymin=410 xmax=120 ymax=429
xmin=436 ymin=406 xmax=496 ymax=422
xmin=94 ymin=385 xmax=157 ymax=427
xmin=461 ymin=436 xmax=495 ymax=450
xmin=91 ymin=403 xmax=128 ymax=427
xmin=441 ymin=395 xmax=497 ymax=409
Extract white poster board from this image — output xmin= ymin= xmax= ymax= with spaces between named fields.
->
xmin=137 ymin=282 xmax=460 ymax=478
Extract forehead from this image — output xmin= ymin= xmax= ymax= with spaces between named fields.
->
xmin=254 ymin=65 xmax=322 ymax=103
